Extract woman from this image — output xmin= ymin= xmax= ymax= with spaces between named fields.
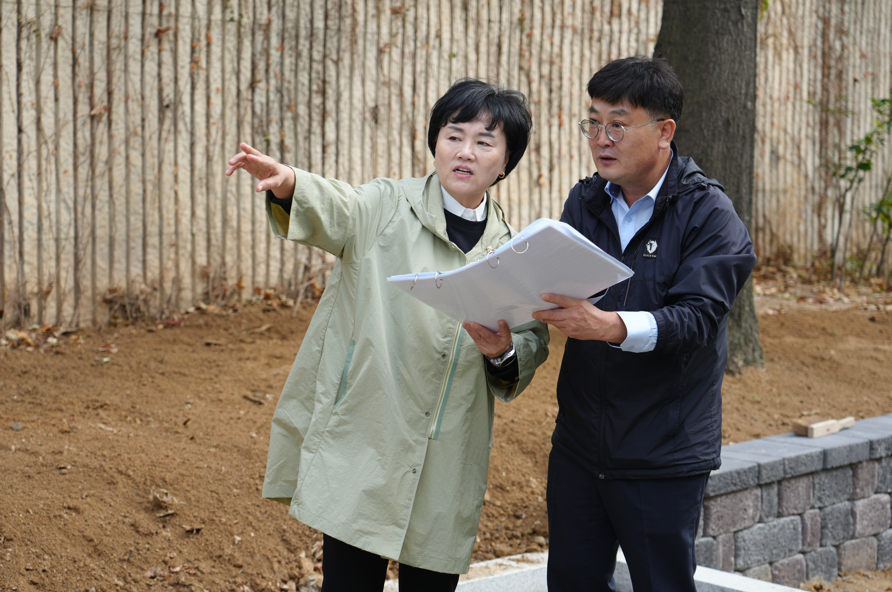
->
xmin=225 ymin=78 xmax=549 ymax=592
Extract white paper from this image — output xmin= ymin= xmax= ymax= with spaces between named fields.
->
xmin=387 ymin=218 xmax=634 ymax=331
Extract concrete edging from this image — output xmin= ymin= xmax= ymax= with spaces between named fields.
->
xmin=385 ymin=550 xmax=800 ymax=591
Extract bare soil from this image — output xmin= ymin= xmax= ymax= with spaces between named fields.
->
xmin=2 ymin=274 xmax=892 ymax=591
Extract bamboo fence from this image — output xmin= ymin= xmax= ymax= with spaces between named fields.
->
xmin=1 ymin=0 xmax=890 ymax=328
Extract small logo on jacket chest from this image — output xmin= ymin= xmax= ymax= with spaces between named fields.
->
xmin=643 ymin=239 xmax=659 ymax=258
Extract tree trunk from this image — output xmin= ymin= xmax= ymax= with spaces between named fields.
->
xmin=654 ymin=0 xmax=763 ymax=375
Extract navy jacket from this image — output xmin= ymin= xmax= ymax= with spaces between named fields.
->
xmin=554 ymin=146 xmax=757 ymax=479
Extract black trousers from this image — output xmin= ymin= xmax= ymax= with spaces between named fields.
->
xmin=320 ymin=534 xmax=460 ymax=592
xmin=546 ymin=440 xmax=709 ymax=592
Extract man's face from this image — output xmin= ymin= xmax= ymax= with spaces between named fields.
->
xmin=586 ymin=98 xmax=672 ymax=198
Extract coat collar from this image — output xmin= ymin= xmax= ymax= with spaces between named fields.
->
xmin=406 ymin=172 xmax=511 ymax=256
xmin=580 ymin=142 xmax=720 ymax=217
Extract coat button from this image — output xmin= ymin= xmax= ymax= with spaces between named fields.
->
xmin=441 ymin=353 xmax=446 ymax=359
xmin=412 ymin=468 xmax=417 ymax=474
xmin=598 ymin=474 xmax=605 ymax=480
xmin=425 ymin=411 xmax=430 ymax=417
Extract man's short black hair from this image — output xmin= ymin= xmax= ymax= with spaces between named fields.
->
xmin=587 ymin=56 xmax=684 ymax=123
xmin=428 ymin=78 xmax=532 ymax=186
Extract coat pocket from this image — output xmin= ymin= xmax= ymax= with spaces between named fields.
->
xmin=333 ymin=339 xmax=356 ymax=410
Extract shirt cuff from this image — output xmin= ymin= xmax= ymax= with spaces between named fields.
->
xmin=267 ymin=190 xmax=293 ymax=212
xmin=615 ymin=311 xmax=657 ymax=353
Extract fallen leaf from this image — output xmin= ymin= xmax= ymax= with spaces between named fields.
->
xmin=151 ymin=486 xmax=178 ymax=516
xmin=243 ymin=394 xmax=265 ymax=405
xmin=98 ymin=343 xmax=118 ymax=353
xmin=145 ymin=567 xmax=166 ymax=578
xmin=249 ymin=324 xmax=272 ymax=333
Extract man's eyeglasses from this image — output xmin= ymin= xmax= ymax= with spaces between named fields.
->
xmin=578 ymin=118 xmax=666 ymax=142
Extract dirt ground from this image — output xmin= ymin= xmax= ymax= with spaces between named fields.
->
xmin=2 ymin=272 xmax=892 ymax=591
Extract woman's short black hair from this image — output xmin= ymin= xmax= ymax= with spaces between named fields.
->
xmin=587 ymin=56 xmax=684 ymax=123
xmin=428 ymin=78 xmax=532 ymax=186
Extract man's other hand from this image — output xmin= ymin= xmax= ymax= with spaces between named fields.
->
xmin=532 ymin=294 xmax=628 ymax=343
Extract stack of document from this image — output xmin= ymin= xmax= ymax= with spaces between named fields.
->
xmin=387 ymin=218 xmax=633 ymax=330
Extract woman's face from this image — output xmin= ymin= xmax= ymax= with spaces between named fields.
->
xmin=433 ymin=116 xmax=509 ymax=209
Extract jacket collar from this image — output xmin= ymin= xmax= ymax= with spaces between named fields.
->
xmin=581 ymin=142 xmax=721 ymax=215
xmin=406 ymin=172 xmax=511 ymax=256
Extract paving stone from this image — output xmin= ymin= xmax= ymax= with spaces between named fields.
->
xmin=820 ymin=501 xmax=853 ymax=547
xmin=765 ymin=432 xmax=870 ymax=469
xmin=734 ymin=515 xmax=802 ymax=570
xmin=761 ymin=481 xmax=778 ymax=522
xmin=716 ymin=533 xmax=735 ymax=572
xmin=722 ymin=450 xmax=785 ymax=484
xmin=852 ymin=460 xmax=878 ymax=499
xmin=814 ymin=466 xmax=853 ymax=508
xmin=706 ymin=457 xmax=759 ymax=497
xmin=837 ymin=537 xmax=878 ymax=573
xmin=801 ymin=509 xmax=821 ymax=553
xmin=879 ymin=456 xmax=892 ymax=494
xmin=741 ymin=564 xmax=772 ymax=582
xmin=725 ymin=439 xmax=823 ymax=478
xmin=779 ymin=474 xmax=814 ymax=516
xmin=852 ymin=494 xmax=891 ymax=537
xmin=878 ymin=528 xmax=892 ymax=570
xmin=836 ymin=427 xmax=892 ymax=459
xmin=703 ymin=487 xmax=761 ymax=536
xmin=771 ymin=554 xmax=806 ymax=588
xmin=804 ymin=547 xmax=838 ymax=583
xmin=695 ymin=537 xmax=717 ymax=569
xmin=857 ymin=416 xmax=892 ymax=431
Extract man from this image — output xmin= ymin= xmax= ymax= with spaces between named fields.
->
xmin=532 ymin=56 xmax=756 ymax=591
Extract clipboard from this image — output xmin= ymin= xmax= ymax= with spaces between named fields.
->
xmin=387 ymin=218 xmax=634 ymax=331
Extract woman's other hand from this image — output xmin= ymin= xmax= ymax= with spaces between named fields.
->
xmin=463 ymin=319 xmax=512 ymax=359
xmin=225 ymin=142 xmax=296 ymax=199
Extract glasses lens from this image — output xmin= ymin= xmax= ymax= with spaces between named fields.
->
xmin=605 ymin=122 xmax=625 ymax=142
xmin=580 ymin=120 xmax=600 ymax=139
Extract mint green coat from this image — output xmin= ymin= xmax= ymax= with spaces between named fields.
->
xmin=261 ymin=168 xmax=549 ymax=573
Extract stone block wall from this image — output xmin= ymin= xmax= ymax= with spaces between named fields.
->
xmin=695 ymin=414 xmax=892 ymax=588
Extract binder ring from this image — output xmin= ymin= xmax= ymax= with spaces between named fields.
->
xmin=511 ymin=235 xmax=529 ymax=254
xmin=435 ymin=271 xmax=443 ymax=288
xmin=486 ymin=251 xmax=500 ymax=269
xmin=410 ymin=274 xmax=418 ymax=290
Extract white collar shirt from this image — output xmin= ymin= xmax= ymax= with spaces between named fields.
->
xmin=441 ymin=186 xmax=488 ymax=221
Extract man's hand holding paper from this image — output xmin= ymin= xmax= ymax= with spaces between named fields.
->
xmin=532 ymin=294 xmax=628 ymax=343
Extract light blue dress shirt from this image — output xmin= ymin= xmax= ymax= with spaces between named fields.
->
xmin=601 ymin=155 xmax=672 ymax=353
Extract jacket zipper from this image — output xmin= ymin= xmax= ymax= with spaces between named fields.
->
xmin=583 ymin=190 xmax=675 ymax=477
xmin=429 ymin=324 xmax=465 ymax=440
